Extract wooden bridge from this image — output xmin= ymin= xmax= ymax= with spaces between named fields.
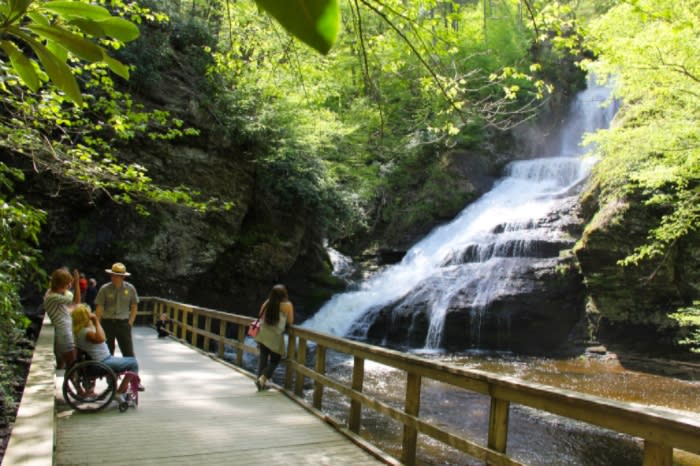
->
xmin=5 ymin=297 xmax=700 ymax=465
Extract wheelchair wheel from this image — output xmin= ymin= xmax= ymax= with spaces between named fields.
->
xmin=63 ymin=360 xmax=117 ymax=412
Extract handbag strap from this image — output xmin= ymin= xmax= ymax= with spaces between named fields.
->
xmin=257 ymin=303 xmax=267 ymax=321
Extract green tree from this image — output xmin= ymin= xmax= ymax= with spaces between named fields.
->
xmin=671 ymin=302 xmax=700 ymax=353
xmin=582 ymin=0 xmax=700 ymax=345
xmin=0 ymin=165 xmax=45 ymax=423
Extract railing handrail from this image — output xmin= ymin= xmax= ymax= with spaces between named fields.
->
xmin=141 ymin=296 xmax=700 ymax=466
xmin=289 ymin=325 xmax=700 ymax=445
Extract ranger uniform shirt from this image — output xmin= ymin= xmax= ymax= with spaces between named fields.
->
xmin=95 ymin=282 xmax=139 ymax=319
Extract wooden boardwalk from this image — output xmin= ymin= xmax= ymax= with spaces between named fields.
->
xmin=54 ymin=327 xmax=385 ymax=465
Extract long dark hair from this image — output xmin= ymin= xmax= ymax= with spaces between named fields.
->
xmin=263 ymin=284 xmax=288 ymax=325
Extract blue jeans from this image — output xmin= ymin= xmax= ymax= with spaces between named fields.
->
xmin=101 ymin=355 xmax=138 ymax=373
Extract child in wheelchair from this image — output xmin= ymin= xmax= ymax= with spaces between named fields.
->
xmin=66 ymin=305 xmax=142 ymax=412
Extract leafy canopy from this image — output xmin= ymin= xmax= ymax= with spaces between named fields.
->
xmin=1 ymin=0 xmax=340 ymax=103
xmin=583 ymin=0 xmax=699 ymax=267
xmin=0 ymin=0 xmax=140 ymax=104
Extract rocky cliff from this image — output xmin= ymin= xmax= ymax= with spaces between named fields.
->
xmin=574 ymin=184 xmax=700 ymax=352
xmin=21 ymin=18 xmax=343 ymax=319
xmin=27 ymin=132 xmax=338 ymax=319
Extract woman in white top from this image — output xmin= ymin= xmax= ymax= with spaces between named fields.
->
xmin=72 ymin=304 xmax=141 ymax=400
xmin=254 ymin=284 xmax=294 ymax=391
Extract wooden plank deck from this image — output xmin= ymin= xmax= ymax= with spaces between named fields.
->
xmin=54 ymin=327 xmax=385 ymax=465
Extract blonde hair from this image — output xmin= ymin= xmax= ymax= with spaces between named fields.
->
xmin=72 ymin=304 xmax=92 ymax=336
xmin=50 ymin=268 xmax=72 ymax=292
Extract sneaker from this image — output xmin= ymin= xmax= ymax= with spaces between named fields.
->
xmin=137 ymin=383 xmax=145 ymax=392
xmin=256 ymin=376 xmax=270 ymax=391
xmin=115 ymin=393 xmax=126 ymax=404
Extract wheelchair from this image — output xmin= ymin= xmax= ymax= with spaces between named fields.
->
xmin=62 ymin=352 xmax=140 ymax=413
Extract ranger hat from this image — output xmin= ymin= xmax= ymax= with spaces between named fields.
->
xmin=105 ymin=262 xmax=131 ymax=276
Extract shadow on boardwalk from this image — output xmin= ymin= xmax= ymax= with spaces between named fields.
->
xmin=55 ymin=327 xmax=383 ymax=465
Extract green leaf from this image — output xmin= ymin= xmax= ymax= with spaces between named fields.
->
xmin=27 ymin=12 xmax=51 ymax=27
xmin=41 ymin=1 xmax=111 ymax=20
xmin=28 ymin=24 xmax=104 ymax=62
xmin=47 ymin=40 xmax=69 ymax=63
xmin=8 ymin=0 xmax=32 ymax=18
xmin=101 ymin=53 xmax=129 ymax=80
xmin=254 ymin=0 xmax=339 ymax=54
xmin=94 ymin=17 xmax=140 ymax=42
xmin=68 ymin=18 xmax=106 ymax=37
xmin=20 ymin=32 xmax=83 ymax=104
xmin=0 ymin=40 xmax=40 ymax=91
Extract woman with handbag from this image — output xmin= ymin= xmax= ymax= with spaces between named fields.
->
xmin=253 ymin=284 xmax=294 ymax=391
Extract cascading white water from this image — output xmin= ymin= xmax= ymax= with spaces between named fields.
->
xmin=303 ymin=77 xmax=617 ymax=349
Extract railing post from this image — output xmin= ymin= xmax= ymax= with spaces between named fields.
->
xmin=152 ymin=301 xmax=158 ymax=326
xmin=295 ymin=338 xmax=307 ymax=397
xmin=236 ymin=323 xmax=246 ymax=366
xmin=401 ymin=372 xmax=421 ymax=466
xmin=643 ymin=441 xmax=672 ymax=466
xmin=312 ymin=345 xmax=326 ymax=410
xmin=177 ymin=306 xmax=185 ymax=340
xmin=487 ymin=397 xmax=510 ymax=459
xmin=190 ymin=309 xmax=198 ymax=347
xmin=284 ymin=333 xmax=296 ymax=390
xmin=348 ymin=356 xmax=365 ymax=434
xmin=203 ymin=316 xmax=211 ymax=352
xmin=156 ymin=301 xmax=162 ymax=326
xmin=169 ymin=306 xmax=175 ymax=337
xmin=217 ymin=319 xmax=226 ymax=359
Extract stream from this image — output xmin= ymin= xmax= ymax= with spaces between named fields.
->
xmin=299 ymin=350 xmax=700 ymax=465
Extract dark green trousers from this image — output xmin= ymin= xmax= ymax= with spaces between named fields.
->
xmin=101 ymin=319 xmax=134 ymax=357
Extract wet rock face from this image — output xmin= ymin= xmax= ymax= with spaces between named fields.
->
xmin=29 ymin=136 xmax=338 ymax=318
xmin=442 ymin=258 xmax=585 ymax=353
xmin=360 ymin=256 xmax=585 ymax=354
xmin=574 ymin=191 xmax=700 ymax=347
xmin=355 ymin=196 xmax=589 ymax=354
xmin=346 ymin=150 xmax=504 ymax=263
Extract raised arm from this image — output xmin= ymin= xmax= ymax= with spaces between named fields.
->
xmin=72 ymin=269 xmax=81 ymax=304
xmin=86 ymin=313 xmax=106 ymax=343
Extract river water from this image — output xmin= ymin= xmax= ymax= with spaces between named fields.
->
xmin=297 ymin=349 xmax=700 ymax=466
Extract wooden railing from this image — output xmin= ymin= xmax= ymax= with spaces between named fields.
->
xmin=140 ymin=297 xmax=700 ymax=466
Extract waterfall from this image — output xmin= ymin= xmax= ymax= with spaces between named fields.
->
xmin=304 ymin=77 xmax=617 ymax=349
